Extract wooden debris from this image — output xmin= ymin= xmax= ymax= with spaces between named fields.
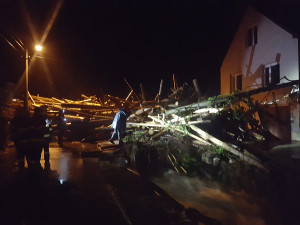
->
xmin=6 ymin=76 xmax=294 ymax=173
xmin=140 ymin=83 xmax=146 ymax=102
xmin=192 ymin=79 xmax=201 ymax=102
xmin=189 ymin=124 xmax=266 ymax=170
xmin=158 ymin=79 xmax=163 ymax=103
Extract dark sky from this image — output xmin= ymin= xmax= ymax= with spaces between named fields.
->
xmin=1 ymin=0 xmax=297 ymax=99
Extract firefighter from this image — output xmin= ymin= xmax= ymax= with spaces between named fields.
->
xmin=56 ymin=109 xmax=67 ymax=147
xmin=41 ymin=105 xmax=52 ymax=168
xmin=11 ymin=108 xmax=31 ymax=170
xmin=27 ymin=107 xmax=46 ymax=171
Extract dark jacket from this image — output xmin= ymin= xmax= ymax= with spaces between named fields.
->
xmin=11 ymin=109 xmax=31 ymax=149
xmin=30 ymin=114 xmax=46 ymax=149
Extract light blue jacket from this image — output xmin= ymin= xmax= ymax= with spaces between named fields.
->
xmin=111 ymin=109 xmax=128 ymax=131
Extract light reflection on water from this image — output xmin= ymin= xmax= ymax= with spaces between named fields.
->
xmin=151 ymin=171 xmax=266 ymax=225
xmin=42 ymin=146 xmax=83 ymax=183
xmin=58 ymin=153 xmax=69 ymax=182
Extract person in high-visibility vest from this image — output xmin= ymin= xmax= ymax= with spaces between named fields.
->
xmin=27 ymin=107 xmax=46 ymax=172
xmin=56 ymin=109 xmax=67 ymax=147
xmin=11 ymin=108 xmax=31 ymax=171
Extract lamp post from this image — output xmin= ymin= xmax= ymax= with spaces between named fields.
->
xmin=24 ymin=49 xmax=29 ymax=110
xmin=24 ymin=45 xmax=43 ymax=110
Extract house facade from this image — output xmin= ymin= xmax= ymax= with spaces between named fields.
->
xmin=220 ymin=6 xmax=300 ymax=141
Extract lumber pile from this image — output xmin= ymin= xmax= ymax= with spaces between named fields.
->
xmin=6 ymin=77 xmax=297 ymax=171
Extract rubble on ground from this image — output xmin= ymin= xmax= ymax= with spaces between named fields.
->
xmin=4 ymin=77 xmax=295 ymax=176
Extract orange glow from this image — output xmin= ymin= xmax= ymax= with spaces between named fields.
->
xmin=35 ymin=45 xmax=43 ymax=52
xmin=14 ymin=0 xmax=63 ymax=94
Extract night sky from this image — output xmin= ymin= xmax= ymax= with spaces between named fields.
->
xmin=0 ymin=0 xmax=298 ymax=99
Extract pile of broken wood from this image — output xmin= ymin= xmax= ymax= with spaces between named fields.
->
xmin=7 ymin=77 xmax=272 ymax=171
xmin=8 ymin=77 xmax=202 ymax=124
xmin=127 ymin=104 xmax=266 ymax=171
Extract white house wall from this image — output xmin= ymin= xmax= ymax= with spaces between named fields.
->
xmin=220 ymin=6 xmax=300 ymax=141
xmin=221 ymin=6 xmax=299 ymax=95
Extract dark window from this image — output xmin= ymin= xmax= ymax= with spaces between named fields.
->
xmin=247 ymin=29 xmax=253 ymax=47
xmin=230 ymin=75 xmax=234 ymax=92
xmin=264 ymin=64 xmax=280 ymax=86
xmin=264 ymin=67 xmax=270 ymax=85
xmin=230 ymin=74 xmax=242 ymax=92
xmin=247 ymin=26 xmax=258 ymax=47
xmin=253 ymin=26 xmax=258 ymax=44
xmin=271 ymin=64 xmax=280 ymax=84
xmin=236 ymin=75 xmax=242 ymax=90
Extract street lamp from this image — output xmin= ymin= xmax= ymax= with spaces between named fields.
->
xmin=24 ymin=45 xmax=43 ymax=110
xmin=35 ymin=45 xmax=43 ymax=52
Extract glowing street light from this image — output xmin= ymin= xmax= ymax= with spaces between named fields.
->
xmin=24 ymin=45 xmax=43 ymax=110
xmin=35 ymin=45 xmax=43 ymax=52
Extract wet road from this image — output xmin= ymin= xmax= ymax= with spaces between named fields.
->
xmin=3 ymin=141 xmax=294 ymax=225
xmin=0 ymin=143 xmax=188 ymax=225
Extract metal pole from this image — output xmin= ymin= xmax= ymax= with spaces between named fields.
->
xmin=24 ymin=49 xmax=29 ymax=110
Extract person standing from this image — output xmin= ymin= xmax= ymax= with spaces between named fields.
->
xmin=109 ymin=108 xmax=129 ymax=145
xmin=11 ymin=108 xmax=31 ymax=170
xmin=41 ymin=106 xmax=52 ymax=168
xmin=27 ymin=107 xmax=46 ymax=171
xmin=56 ymin=109 xmax=67 ymax=147
xmin=0 ymin=107 xmax=9 ymax=151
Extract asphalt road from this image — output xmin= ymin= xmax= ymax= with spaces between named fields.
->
xmin=0 ymin=142 xmax=207 ymax=225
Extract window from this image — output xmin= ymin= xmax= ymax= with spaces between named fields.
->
xmin=230 ymin=74 xmax=242 ymax=92
xmin=247 ymin=26 xmax=257 ymax=47
xmin=264 ymin=63 xmax=280 ymax=86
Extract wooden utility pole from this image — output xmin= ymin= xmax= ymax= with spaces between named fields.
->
xmin=24 ymin=49 xmax=29 ymax=110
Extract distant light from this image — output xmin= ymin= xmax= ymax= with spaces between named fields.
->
xmin=59 ymin=178 xmax=64 ymax=184
xmin=35 ymin=45 xmax=43 ymax=52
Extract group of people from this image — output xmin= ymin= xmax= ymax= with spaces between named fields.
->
xmin=10 ymin=104 xmax=129 ymax=171
xmin=11 ymin=106 xmax=66 ymax=172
